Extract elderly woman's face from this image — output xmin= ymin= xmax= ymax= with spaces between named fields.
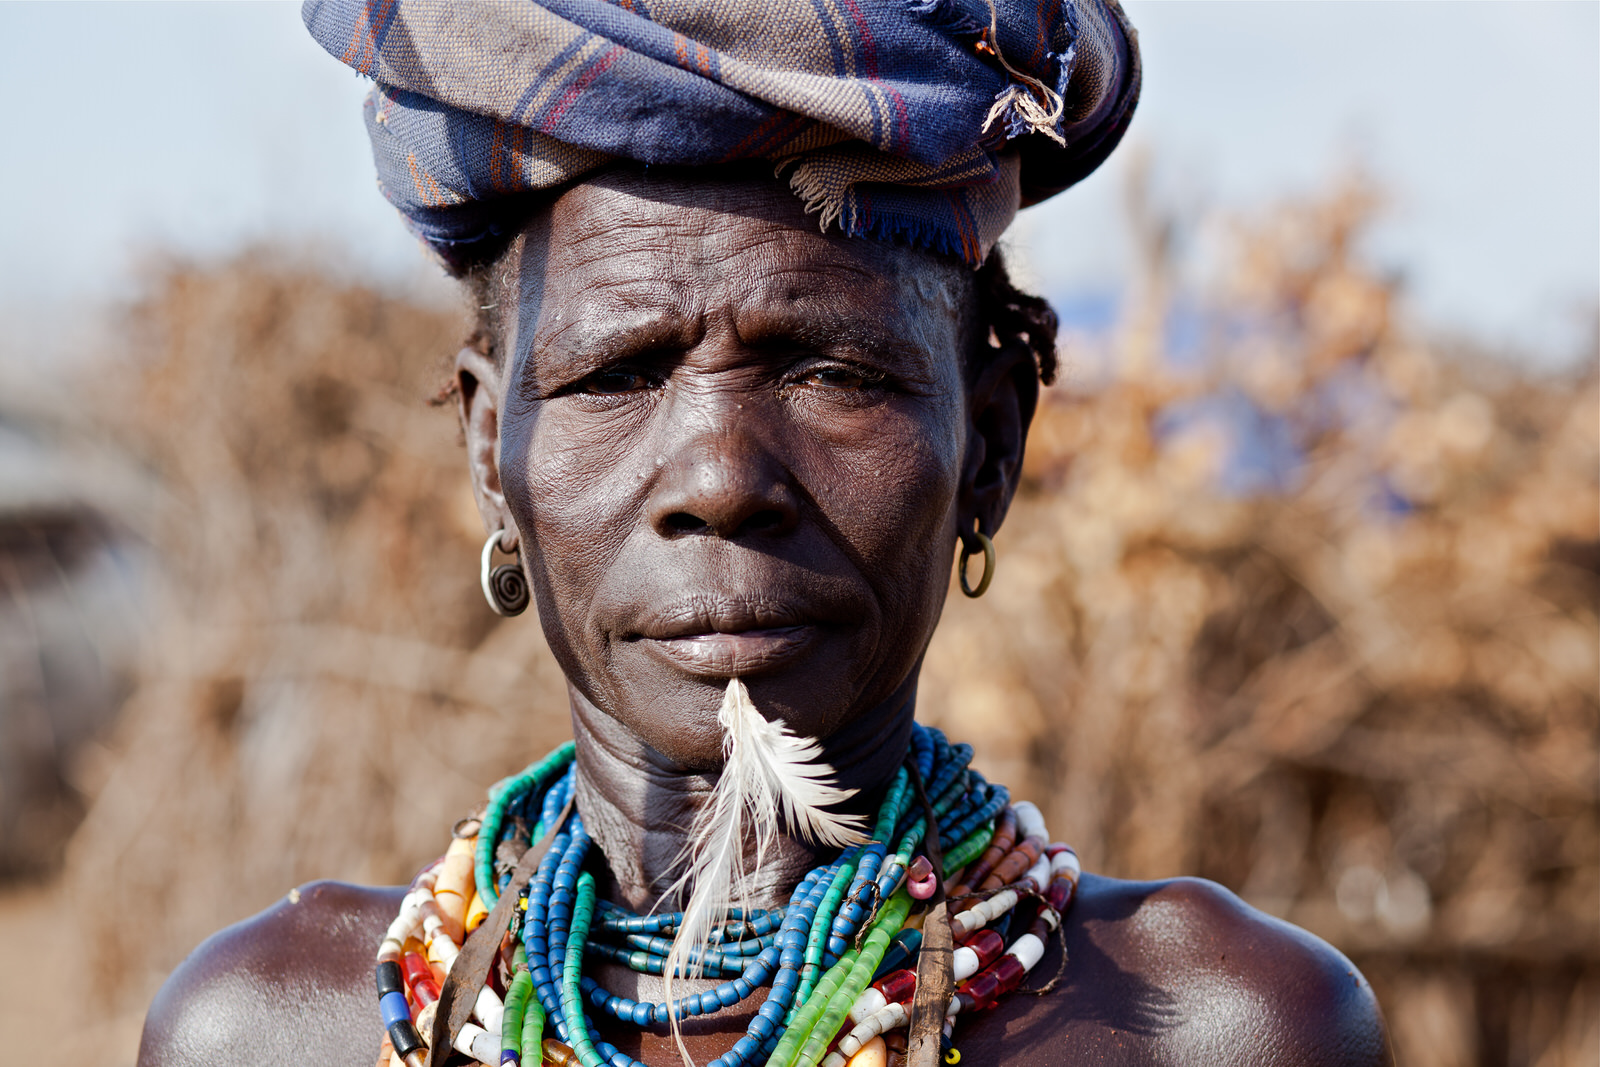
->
xmin=463 ymin=172 xmax=1017 ymax=767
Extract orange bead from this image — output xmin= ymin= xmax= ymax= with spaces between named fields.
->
xmin=433 ymin=835 xmax=477 ymax=932
xmin=980 ymin=838 xmax=1042 ymax=892
xmin=949 ymin=809 xmax=1017 ymax=897
xmin=847 ymin=1036 xmax=888 ymax=1067
xmin=543 ymin=1038 xmax=580 ymax=1067
xmin=465 ymin=890 xmax=489 ymax=934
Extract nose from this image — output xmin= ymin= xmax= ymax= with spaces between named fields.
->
xmin=647 ymin=413 xmax=800 ymax=540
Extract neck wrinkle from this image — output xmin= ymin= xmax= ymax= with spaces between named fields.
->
xmin=565 ymin=675 xmax=919 ymax=914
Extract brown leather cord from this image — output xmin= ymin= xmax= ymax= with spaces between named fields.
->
xmin=905 ymin=760 xmax=954 ymax=1067
xmin=427 ymin=796 xmax=576 ymax=1067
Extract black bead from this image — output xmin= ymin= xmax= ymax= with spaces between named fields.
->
xmin=389 ymin=1019 xmax=425 ymax=1059
xmin=376 ymin=960 xmax=405 ymax=997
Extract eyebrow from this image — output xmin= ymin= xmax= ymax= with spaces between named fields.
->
xmin=538 ymin=309 xmax=699 ymax=365
xmin=736 ymin=309 xmax=933 ymax=368
xmin=538 ymin=300 xmax=932 ymax=367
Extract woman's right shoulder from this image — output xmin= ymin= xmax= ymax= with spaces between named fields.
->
xmin=138 ymin=880 xmax=404 ymax=1067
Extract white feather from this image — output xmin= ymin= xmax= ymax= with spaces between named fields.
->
xmin=660 ymin=678 xmax=869 ymax=1065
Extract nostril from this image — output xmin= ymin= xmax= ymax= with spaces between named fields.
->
xmin=664 ymin=512 xmax=710 ymax=533
xmin=659 ymin=508 xmax=789 ymax=537
xmin=739 ymin=509 xmax=786 ymax=534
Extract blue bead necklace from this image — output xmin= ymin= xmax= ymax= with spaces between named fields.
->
xmin=375 ymin=724 xmax=1015 ymax=1067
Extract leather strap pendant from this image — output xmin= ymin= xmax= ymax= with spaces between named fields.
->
xmin=427 ymin=796 xmax=575 ymax=1067
xmin=906 ymin=761 xmax=954 ymax=1067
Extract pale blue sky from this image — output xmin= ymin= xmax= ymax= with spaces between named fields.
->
xmin=1 ymin=2 xmax=1595 ymax=367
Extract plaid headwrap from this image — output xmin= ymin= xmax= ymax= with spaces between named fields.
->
xmin=304 ymin=0 xmax=1139 ymax=270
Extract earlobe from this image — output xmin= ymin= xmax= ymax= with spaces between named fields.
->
xmin=454 ymin=345 xmax=514 ymax=542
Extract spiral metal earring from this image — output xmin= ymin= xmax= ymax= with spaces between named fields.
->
xmin=480 ymin=529 xmax=530 ymax=617
xmin=958 ymin=530 xmax=996 ymax=598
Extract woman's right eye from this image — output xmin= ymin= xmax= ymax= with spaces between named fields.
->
xmin=579 ymin=369 xmax=654 ymax=395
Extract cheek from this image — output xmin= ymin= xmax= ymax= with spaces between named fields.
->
xmin=796 ymin=395 xmax=965 ymax=600
xmin=500 ymin=408 xmax=644 ymax=640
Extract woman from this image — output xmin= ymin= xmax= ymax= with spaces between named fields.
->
xmin=141 ymin=2 xmax=1390 ymax=1065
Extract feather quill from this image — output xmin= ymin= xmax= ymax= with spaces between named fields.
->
xmin=660 ymin=678 xmax=868 ymax=1065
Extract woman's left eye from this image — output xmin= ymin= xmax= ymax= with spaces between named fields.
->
xmin=797 ymin=365 xmax=883 ymax=391
xmin=580 ymin=369 xmax=654 ymax=394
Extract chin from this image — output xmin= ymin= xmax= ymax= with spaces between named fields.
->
xmin=597 ymin=646 xmax=866 ymax=768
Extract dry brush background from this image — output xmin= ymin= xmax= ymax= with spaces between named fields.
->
xmin=0 ymin=178 xmax=1594 ymax=1065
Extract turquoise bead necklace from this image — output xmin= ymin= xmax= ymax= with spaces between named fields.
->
xmin=377 ymin=723 xmax=1030 ymax=1067
xmin=492 ymin=725 xmax=1004 ymax=1067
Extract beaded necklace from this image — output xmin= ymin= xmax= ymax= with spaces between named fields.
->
xmin=374 ymin=725 xmax=1081 ymax=1067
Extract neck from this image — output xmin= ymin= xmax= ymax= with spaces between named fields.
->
xmin=569 ymin=675 xmax=919 ymax=913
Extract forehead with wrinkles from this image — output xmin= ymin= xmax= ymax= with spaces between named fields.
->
xmin=490 ymin=169 xmax=974 ymax=371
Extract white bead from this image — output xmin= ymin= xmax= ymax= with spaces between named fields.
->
xmin=382 ymin=911 xmax=421 ymax=951
xmin=849 ymin=987 xmax=887 ymax=1024
xmin=1013 ymin=802 xmax=1047 ymax=841
xmin=428 ymin=929 xmax=461 ymax=973
xmin=841 ymin=1001 xmax=909 ymax=1056
xmin=1022 ymin=853 xmax=1052 ymax=891
xmin=1010 ymin=932 xmax=1046 ymax=972
xmin=1050 ymin=849 xmax=1079 ymax=880
xmin=981 ymin=889 xmax=1018 ymax=921
xmin=865 ymin=1002 xmax=907 ymax=1043
xmin=414 ymin=1001 xmax=437 ymax=1041
xmin=453 ymin=1021 xmax=498 ymax=1064
xmin=474 ymin=984 xmax=505 ymax=1035
xmin=953 ymin=945 xmax=980 ymax=981
xmin=952 ymin=887 xmax=1018 ymax=937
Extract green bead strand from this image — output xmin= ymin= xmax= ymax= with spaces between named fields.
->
xmin=890 ymin=816 xmax=926 ymax=872
xmin=562 ymin=871 xmax=603 ymax=1067
xmin=522 ymin=995 xmax=546 ymax=1064
xmin=514 ymin=931 xmax=542 ymax=1059
xmin=503 ymin=966 xmax=534 ymax=1062
xmin=767 ymin=946 xmax=861 ymax=1067
xmin=794 ymin=891 xmax=914 ymax=1067
xmin=791 ymin=860 xmax=858 ymax=1019
xmin=931 ymin=768 xmax=970 ymax=816
xmin=871 ymin=768 xmax=910 ymax=842
xmin=883 ymin=768 xmax=969 ymax=876
xmin=476 ymin=742 xmax=576 ymax=908
xmin=942 ymin=819 xmax=996 ymax=875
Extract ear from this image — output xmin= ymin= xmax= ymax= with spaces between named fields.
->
xmin=455 ymin=345 xmax=516 ymax=549
xmin=957 ymin=342 xmax=1039 ymax=547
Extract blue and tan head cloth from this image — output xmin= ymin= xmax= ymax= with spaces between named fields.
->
xmin=304 ymin=0 xmax=1139 ymax=271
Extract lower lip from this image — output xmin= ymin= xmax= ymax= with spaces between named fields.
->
xmin=640 ymin=626 xmax=816 ymax=675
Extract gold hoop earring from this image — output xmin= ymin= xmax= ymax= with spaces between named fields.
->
xmin=480 ymin=529 xmax=529 ymax=617
xmin=958 ymin=531 xmax=995 ymax=598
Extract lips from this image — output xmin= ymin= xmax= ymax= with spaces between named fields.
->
xmin=625 ymin=596 xmax=828 ymax=676
xmin=645 ymin=626 xmax=816 ymax=675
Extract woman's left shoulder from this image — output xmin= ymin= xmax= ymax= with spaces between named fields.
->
xmin=958 ymin=873 xmax=1392 ymax=1066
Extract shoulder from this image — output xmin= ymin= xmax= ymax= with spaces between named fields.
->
xmin=964 ymin=874 xmax=1391 ymax=1067
xmin=138 ymin=880 xmax=403 ymax=1067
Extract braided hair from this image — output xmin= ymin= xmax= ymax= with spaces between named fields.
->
xmin=974 ymin=249 xmax=1060 ymax=386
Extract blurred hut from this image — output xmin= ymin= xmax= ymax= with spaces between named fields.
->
xmin=0 ymin=408 xmax=141 ymax=878
xmin=46 ymin=178 xmax=1600 ymax=1067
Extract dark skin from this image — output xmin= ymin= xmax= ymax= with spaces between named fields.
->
xmin=139 ymin=172 xmax=1392 ymax=1067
